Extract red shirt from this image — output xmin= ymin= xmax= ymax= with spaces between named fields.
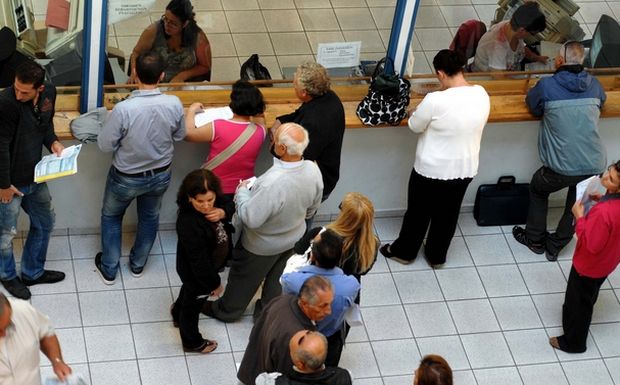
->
xmin=573 ymin=194 xmax=620 ymax=278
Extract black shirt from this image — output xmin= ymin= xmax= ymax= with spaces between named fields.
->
xmin=0 ymin=83 xmax=58 ymax=188
xmin=278 ymin=90 xmax=345 ymax=196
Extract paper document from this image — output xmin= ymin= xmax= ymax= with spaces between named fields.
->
xmin=45 ymin=0 xmax=71 ymax=30
xmin=576 ymin=175 xmax=606 ymax=215
xmin=44 ymin=373 xmax=88 ymax=385
xmin=194 ymin=107 xmax=233 ymax=127
xmin=34 ymin=144 xmax=82 ymax=183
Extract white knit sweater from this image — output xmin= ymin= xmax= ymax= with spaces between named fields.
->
xmin=408 ymin=84 xmax=490 ymax=180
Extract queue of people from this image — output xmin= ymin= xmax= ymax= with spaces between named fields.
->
xmin=0 ymin=23 xmax=619 ymax=385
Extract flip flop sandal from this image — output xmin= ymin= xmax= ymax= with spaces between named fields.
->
xmin=184 ymin=339 xmax=218 ymax=354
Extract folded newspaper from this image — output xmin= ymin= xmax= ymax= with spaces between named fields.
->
xmin=44 ymin=373 xmax=88 ymax=385
xmin=34 ymin=144 xmax=82 ymax=183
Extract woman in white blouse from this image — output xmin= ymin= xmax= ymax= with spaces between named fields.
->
xmin=381 ymin=49 xmax=491 ymax=267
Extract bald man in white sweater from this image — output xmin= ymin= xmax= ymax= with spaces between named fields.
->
xmin=203 ymin=123 xmax=323 ymax=322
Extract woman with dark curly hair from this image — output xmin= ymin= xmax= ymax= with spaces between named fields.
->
xmin=170 ymin=169 xmax=233 ymax=354
xmin=130 ymin=0 xmax=211 ymax=83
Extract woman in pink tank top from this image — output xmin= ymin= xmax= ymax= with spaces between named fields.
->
xmin=185 ymin=80 xmax=266 ymax=196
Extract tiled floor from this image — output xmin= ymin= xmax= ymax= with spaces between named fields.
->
xmin=6 ymin=208 xmax=620 ymax=385
xmin=28 ymin=0 xmax=620 ymax=81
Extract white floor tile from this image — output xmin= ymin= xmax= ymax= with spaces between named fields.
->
xmin=478 ymin=265 xmax=529 ymax=297
xmin=504 ymin=329 xmax=558 ymax=365
xmin=84 ymin=325 xmax=136 ymax=362
xmin=31 ymin=293 xmax=81 ymax=328
xmin=592 ymin=290 xmax=620 ymax=323
xmin=79 ymin=291 xmax=129 ymax=326
xmin=518 ymin=363 xmax=569 ymax=385
xmin=69 ymin=234 xmax=100 ymax=259
xmin=132 ymin=322 xmax=184 ymax=358
xmin=604 ymin=357 xmax=620 ymax=385
xmin=373 ymin=217 xmax=403 ymax=242
xmin=405 ymin=302 xmax=457 ymax=337
xmin=531 ymin=293 xmax=564 ymax=327
xmin=461 ymin=332 xmax=514 ymax=369
xmin=225 ymin=316 xmax=255 ymax=352
xmin=46 ymin=236 xmax=71 ymax=260
xmin=591 ymin=323 xmax=620 ymax=357
xmin=89 ymin=360 xmax=141 ymax=385
xmin=561 ymin=359 xmax=614 ymax=385
xmin=458 ymin=213 xmax=502 ymax=236
xmin=490 ymin=296 xmax=543 ymax=330
xmin=53 ymin=327 xmax=88 ymax=364
xmin=126 ymin=287 xmax=174 ymax=323
xmin=138 ymin=357 xmax=191 ymax=385
xmin=120 ymin=255 xmax=170 ymax=289
xmin=339 ymin=342 xmax=381 ymax=378
xmin=361 ymin=305 xmax=413 ymax=340
xmin=436 ymin=267 xmax=487 ymax=300
xmin=187 ymin=353 xmax=239 ymax=385
xmin=449 ymin=299 xmax=500 ymax=334
xmin=474 ymin=367 xmax=523 ymax=385
xmin=372 ymin=339 xmax=420 ymax=376
xmin=465 ymin=234 xmax=515 ymax=266
xmin=416 ymin=335 xmax=470 ymax=370
xmin=442 ymin=237 xmax=474 ymax=268
xmin=392 ymin=270 xmax=443 ymax=303
xmin=519 ymin=262 xmax=567 ymax=295
xmin=360 ymin=273 xmax=400 ymax=307
xmin=546 ymin=327 xmax=601 ymax=361
xmin=73 ymin=259 xmax=124 ymax=292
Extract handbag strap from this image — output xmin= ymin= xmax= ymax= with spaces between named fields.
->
xmin=203 ymin=122 xmax=257 ymax=170
xmin=372 ymin=57 xmax=395 ymax=78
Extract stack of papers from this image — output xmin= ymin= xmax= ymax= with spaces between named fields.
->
xmin=34 ymin=144 xmax=82 ymax=183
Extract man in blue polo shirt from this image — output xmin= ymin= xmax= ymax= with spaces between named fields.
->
xmin=280 ymin=228 xmax=359 ymax=366
xmin=95 ymin=51 xmax=185 ymax=284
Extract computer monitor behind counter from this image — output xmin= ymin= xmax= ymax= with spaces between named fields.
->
xmin=585 ymin=14 xmax=620 ymax=68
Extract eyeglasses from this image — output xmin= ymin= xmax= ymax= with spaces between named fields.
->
xmin=161 ymin=15 xmax=182 ymax=29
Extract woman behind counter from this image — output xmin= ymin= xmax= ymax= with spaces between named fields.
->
xmin=381 ymin=49 xmax=491 ymax=268
xmin=170 ymin=169 xmax=232 ymax=354
xmin=130 ymin=0 xmax=211 ymax=83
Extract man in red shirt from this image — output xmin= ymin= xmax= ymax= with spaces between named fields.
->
xmin=550 ymin=160 xmax=620 ymax=353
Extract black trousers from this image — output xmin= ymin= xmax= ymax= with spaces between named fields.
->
xmin=558 ymin=265 xmax=606 ymax=353
xmin=391 ymin=168 xmax=472 ymax=265
xmin=525 ymin=167 xmax=591 ymax=254
xmin=172 ymin=285 xmax=206 ymax=349
xmin=325 ymin=323 xmax=351 ymax=367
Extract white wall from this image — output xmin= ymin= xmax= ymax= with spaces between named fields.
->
xmin=18 ymin=117 xmax=620 ymax=232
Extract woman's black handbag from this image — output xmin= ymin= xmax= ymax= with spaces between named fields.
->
xmin=240 ymin=54 xmax=273 ymax=87
xmin=473 ymin=176 xmax=530 ymax=226
xmin=356 ymin=57 xmax=411 ymax=126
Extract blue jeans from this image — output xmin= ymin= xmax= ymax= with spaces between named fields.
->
xmin=0 ymin=183 xmax=55 ymax=281
xmin=100 ymin=167 xmax=171 ymax=278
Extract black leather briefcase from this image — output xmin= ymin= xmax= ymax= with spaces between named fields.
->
xmin=473 ymin=176 xmax=530 ymax=226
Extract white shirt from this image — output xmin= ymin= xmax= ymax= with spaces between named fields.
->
xmin=472 ymin=21 xmax=525 ymax=72
xmin=408 ymin=84 xmax=490 ymax=180
xmin=0 ymin=300 xmax=55 ymax=385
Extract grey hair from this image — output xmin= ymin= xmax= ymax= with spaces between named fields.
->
xmin=0 ymin=293 xmax=10 ymax=316
xmin=562 ymin=41 xmax=585 ymax=65
xmin=278 ymin=123 xmax=309 ymax=156
xmin=296 ymin=62 xmax=331 ymax=97
xmin=294 ymin=331 xmax=328 ymax=370
xmin=298 ymin=275 xmax=333 ymax=305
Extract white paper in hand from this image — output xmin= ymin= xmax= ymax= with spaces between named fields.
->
xmin=44 ymin=373 xmax=88 ymax=385
xmin=577 ymin=175 xmax=606 ymax=215
xmin=194 ymin=107 xmax=233 ymax=127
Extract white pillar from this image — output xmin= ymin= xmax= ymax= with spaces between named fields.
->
xmin=385 ymin=0 xmax=421 ymax=75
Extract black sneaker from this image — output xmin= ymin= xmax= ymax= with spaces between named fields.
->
xmin=95 ymin=252 xmax=116 ymax=285
xmin=1 ymin=277 xmax=31 ymax=299
xmin=512 ymin=226 xmax=545 ymax=255
xmin=22 ymin=270 xmax=65 ymax=286
xmin=129 ymin=265 xmax=144 ymax=278
xmin=545 ymin=248 xmax=560 ymax=262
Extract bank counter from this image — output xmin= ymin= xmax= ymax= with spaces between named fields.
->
xmin=39 ymin=71 xmax=620 ymax=231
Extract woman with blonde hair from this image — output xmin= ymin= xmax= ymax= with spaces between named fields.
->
xmin=288 ymin=192 xmax=379 ymax=365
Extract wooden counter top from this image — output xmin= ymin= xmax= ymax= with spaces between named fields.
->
xmin=52 ymin=74 xmax=620 ymax=141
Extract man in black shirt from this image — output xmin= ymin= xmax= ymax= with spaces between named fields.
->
xmin=0 ymin=61 xmax=66 ymax=299
xmin=273 ymin=62 xmax=345 ymax=201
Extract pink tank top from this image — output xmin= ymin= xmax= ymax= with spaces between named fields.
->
xmin=204 ymin=119 xmax=266 ymax=194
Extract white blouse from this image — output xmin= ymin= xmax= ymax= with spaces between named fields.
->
xmin=408 ymin=84 xmax=490 ymax=180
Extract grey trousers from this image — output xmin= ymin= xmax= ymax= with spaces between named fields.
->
xmin=211 ymin=246 xmax=292 ymax=322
